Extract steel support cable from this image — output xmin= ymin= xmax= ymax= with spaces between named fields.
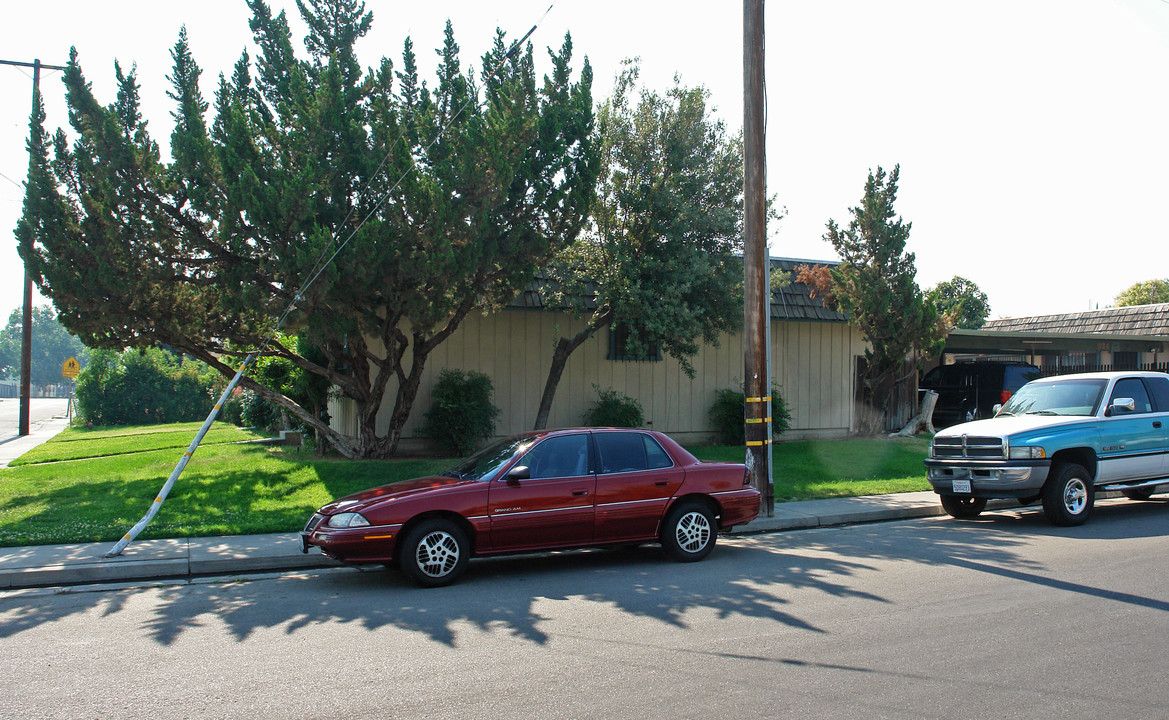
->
xmin=103 ymin=0 xmax=560 ymax=558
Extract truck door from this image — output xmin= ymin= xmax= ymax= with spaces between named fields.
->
xmin=1097 ymin=377 xmax=1164 ymax=483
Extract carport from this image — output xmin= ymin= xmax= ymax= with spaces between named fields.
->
xmin=938 ymin=303 xmax=1169 ymax=374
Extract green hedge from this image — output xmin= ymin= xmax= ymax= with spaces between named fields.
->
xmin=75 ymin=348 xmax=222 ymax=426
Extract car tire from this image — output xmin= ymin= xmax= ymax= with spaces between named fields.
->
xmin=1122 ymin=487 xmax=1158 ymax=501
xmin=398 ymin=518 xmax=470 ymax=587
xmin=1041 ymin=463 xmax=1094 ymax=526
xmin=661 ymin=501 xmax=716 ymax=562
xmin=940 ymin=494 xmax=987 ymax=519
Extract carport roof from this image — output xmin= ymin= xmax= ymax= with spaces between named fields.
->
xmin=982 ymin=303 xmax=1169 ymax=337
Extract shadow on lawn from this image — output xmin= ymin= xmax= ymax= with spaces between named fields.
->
xmin=8 ymin=502 xmax=1169 ymax=649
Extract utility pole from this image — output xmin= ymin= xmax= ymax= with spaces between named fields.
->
xmin=743 ymin=0 xmax=773 ymax=515
xmin=1 ymin=57 xmax=66 ymax=436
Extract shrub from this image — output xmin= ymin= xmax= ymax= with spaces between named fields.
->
xmin=582 ymin=386 xmax=644 ymax=428
xmin=708 ymin=384 xmax=792 ymax=445
xmin=239 ymin=390 xmax=282 ymax=430
xmin=75 ymin=347 xmax=221 ymax=426
xmin=421 ymin=369 xmax=501 ymax=456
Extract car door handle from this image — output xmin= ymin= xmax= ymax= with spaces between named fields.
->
xmin=572 ymin=489 xmax=590 ymax=497
xmin=654 ymin=481 xmax=670 ymax=487
xmin=1155 ymin=421 xmax=1163 ymax=429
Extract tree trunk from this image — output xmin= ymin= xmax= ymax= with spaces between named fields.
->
xmin=894 ymin=389 xmax=937 ymax=437
xmin=533 ymin=312 xmax=611 ymax=430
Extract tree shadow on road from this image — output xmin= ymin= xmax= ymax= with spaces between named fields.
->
xmin=3 ymin=499 xmax=1167 ymax=648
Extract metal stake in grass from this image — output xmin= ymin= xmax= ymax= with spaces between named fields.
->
xmin=103 ymin=355 xmax=254 ymax=558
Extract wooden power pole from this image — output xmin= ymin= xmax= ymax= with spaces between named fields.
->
xmin=2 ymin=57 xmax=66 ymax=435
xmin=743 ymin=0 xmax=773 ymax=515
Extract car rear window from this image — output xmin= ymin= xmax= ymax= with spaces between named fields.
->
xmin=595 ymin=433 xmax=674 ymax=473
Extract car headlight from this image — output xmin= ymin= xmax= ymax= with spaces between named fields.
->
xmin=327 ymin=512 xmax=371 ymax=528
xmin=1008 ymin=445 xmax=1046 ymax=460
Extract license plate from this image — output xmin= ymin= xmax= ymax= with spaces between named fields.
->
xmin=952 ymin=479 xmax=972 ymax=494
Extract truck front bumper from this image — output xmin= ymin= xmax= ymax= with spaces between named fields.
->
xmin=924 ymin=458 xmax=1052 ymax=498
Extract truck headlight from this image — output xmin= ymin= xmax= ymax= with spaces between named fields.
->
xmin=1008 ymin=445 xmax=1046 ymax=460
xmin=327 ymin=512 xmax=371 ymax=528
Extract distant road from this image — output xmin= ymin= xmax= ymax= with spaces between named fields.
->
xmin=0 ymin=397 xmax=69 ymax=436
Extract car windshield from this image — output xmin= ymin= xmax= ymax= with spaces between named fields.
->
xmin=443 ymin=435 xmax=536 ymax=481
xmin=996 ymin=379 xmax=1106 ymax=417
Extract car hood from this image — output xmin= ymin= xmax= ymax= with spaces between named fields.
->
xmin=320 ymin=475 xmax=476 ymax=514
xmin=937 ymin=414 xmax=1093 ymax=438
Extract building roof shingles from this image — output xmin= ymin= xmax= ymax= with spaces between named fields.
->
xmin=983 ymin=303 xmax=1169 ymax=337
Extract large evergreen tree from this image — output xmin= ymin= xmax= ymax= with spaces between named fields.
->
xmin=800 ymin=165 xmax=944 ymax=433
xmin=16 ymin=0 xmax=597 ymax=457
xmin=532 ymin=61 xmax=744 ymax=429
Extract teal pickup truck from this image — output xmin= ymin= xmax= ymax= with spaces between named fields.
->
xmin=925 ymin=371 xmax=1169 ymax=525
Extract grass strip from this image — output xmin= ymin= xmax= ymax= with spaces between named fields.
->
xmin=0 ymin=424 xmax=931 ymax=547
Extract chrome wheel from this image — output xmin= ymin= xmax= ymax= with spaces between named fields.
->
xmin=675 ymin=511 xmax=712 ymax=553
xmin=415 ymin=530 xmax=461 ymax=579
xmin=1042 ymin=463 xmax=1094 ymax=526
xmin=661 ymin=501 xmax=717 ymax=562
xmin=399 ymin=519 xmax=470 ymax=587
xmin=1062 ymin=478 xmax=1088 ymax=515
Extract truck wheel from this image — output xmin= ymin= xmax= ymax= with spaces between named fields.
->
xmin=940 ymin=495 xmax=987 ymax=519
xmin=1041 ymin=463 xmax=1094 ymax=526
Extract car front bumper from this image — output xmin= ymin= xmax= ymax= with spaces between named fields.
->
xmin=299 ymin=515 xmax=403 ymax=565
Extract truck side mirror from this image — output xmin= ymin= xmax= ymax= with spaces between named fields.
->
xmin=1106 ymin=398 xmax=1135 ymax=416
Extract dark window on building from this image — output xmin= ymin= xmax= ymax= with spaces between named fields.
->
xmin=609 ymin=323 xmax=662 ymax=362
xmin=1114 ymin=351 xmax=1139 ymax=370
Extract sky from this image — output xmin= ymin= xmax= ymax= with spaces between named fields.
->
xmin=2 ymin=0 xmax=1168 ymax=328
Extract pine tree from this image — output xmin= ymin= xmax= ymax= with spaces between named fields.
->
xmin=17 ymin=0 xmax=597 ymax=457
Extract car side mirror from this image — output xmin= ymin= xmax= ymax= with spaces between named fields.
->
xmin=992 ymin=403 xmax=1003 ymax=415
xmin=1107 ymin=398 xmax=1135 ymax=416
xmin=506 ymin=466 xmax=530 ymax=481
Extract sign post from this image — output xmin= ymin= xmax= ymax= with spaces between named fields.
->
xmin=62 ymin=356 xmax=79 ymax=424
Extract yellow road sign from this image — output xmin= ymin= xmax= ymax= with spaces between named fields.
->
xmin=62 ymin=356 xmax=80 ymax=379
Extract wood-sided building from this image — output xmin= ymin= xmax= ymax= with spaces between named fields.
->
xmin=329 ymin=258 xmax=869 ymax=451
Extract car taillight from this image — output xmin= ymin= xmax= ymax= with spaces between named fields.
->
xmin=1001 ymin=390 xmax=1012 ymax=404
xmin=744 ymin=467 xmax=752 ymax=486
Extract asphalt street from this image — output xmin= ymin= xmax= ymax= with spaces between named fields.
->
xmin=0 ymin=397 xmax=70 ymax=468
xmin=3 ymin=503 xmax=1169 ymax=719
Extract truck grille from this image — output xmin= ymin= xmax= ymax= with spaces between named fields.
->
xmin=933 ymin=435 xmax=1005 ymax=459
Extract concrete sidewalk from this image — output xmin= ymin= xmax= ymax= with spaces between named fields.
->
xmin=0 ymin=406 xmax=962 ymax=591
xmin=0 ymin=492 xmax=959 ymax=591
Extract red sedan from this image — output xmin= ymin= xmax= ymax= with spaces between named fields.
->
xmin=300 ymin=428 xmax=761 ymax=586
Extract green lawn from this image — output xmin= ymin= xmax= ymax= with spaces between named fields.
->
xmin=690 ymin=437 xmax=931 ymax=501
xmin=0 ymin=423 xmax=930 ymax=547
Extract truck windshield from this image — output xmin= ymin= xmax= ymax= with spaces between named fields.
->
xmin=996 ymin=379 xmax=1106 ymax=417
